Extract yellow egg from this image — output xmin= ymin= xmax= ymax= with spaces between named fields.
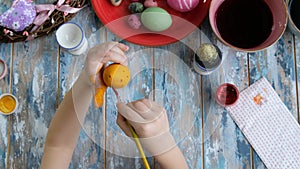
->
xmin=102 ymin=64 xmax=130 ymax=88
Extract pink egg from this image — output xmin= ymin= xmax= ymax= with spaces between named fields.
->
xmin=127 ymin=14 xmax=141 ymax=29
xmin=144 ymin=0 xmax=158 ymax=8
xmin=167 ymin=0 xmax=200 ymax=12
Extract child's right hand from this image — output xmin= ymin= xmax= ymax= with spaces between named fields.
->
xmin=116 ymin=99 xmax=177 ymax=156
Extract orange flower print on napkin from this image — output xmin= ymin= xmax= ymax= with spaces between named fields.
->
xmin=253 ymin=93 xmax=264 ymax=105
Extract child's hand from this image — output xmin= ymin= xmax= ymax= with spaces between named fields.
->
xmin=116 ymin=99 xmax=176 ymax=156
xmin=84 ymin=42 xmax=128 ymax=85
xmin=83 ymin=42 xmax=129 ymax=107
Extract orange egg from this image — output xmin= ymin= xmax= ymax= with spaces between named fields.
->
xmin=102 ymin=64 xmax=130 ymax=89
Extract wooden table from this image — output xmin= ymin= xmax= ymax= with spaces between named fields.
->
xmin=1 ymin=1 xmax=299 ymax=169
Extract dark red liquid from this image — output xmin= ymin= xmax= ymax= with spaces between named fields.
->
xmin=291 ymin=0 xmax=300 ymax=30
xmin=218 ymin=86 xmax=238 ymax=105
xmin=216 ymin=0 xmax=273 ymax=49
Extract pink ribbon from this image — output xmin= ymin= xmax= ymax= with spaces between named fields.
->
xmin=31 ymin=0 xmax=86 ymax=33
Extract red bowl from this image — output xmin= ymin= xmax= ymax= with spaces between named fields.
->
xmin=91 ymin=0 xmax=211 ymax=46
xmin=209 ymin=0 xmax=287 ymax=52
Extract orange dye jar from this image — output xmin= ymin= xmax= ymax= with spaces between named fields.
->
xmin=0 ymin=94 xmax=17 ymax=115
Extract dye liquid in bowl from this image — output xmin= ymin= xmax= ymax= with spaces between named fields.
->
xmin=216 ymin=0 xmax=273 ymax=49
xmin=290 ymin=0 xmax=300 ymax=30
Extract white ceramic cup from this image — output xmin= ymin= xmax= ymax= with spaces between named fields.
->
xmin=56 ymin=22 xmax=88 ymax=55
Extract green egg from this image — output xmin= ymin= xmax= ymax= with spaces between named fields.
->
xmin=141 ymin=7 xmax=172 ymax=32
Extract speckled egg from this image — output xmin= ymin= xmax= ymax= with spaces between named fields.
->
xmin=128 ymin=14 xmax=142 ymax=29
xmin=141 ymin=7 xmax=172 ymax=32
xmin=102 ymin=64 xmax=131 ymax=89
xmin=167 ymin=0 xmax=199 ymax=12
xmin=128 ymin=2 xmax=144 ymax=13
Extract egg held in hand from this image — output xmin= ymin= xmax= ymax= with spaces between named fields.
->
xmin=94 ymin=64 xmax=130 ymax=108
xmin=102 ymin=64 xmax=131 ymax=89
xmin=141 ymin=7 xmax=172 ymax=32
xmin=167 ymin=0 xmax=200 ymax=12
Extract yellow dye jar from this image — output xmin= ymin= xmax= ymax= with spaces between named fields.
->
xmin=0 ymin=94 xmax=18 ymax=115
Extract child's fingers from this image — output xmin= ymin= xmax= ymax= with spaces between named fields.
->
xmin=149 ymin=101 xmax=166 ymax=116
xmin=107 ymin=42 xmax=129 ymax=52
xmin=103 ymin=50 xmax=128 ymax=65
xmin=127 ymin=99 xmax=164 ymax=121
xmin=110 ymin=45 xmax=127 ymax=56
xmin=108 ymin=47 xmax=129 ymax=66
xmin=116 ymin=102 xmax=145 ymax=123
xmin=116 ymin=113 xmax=132 ymax=137
xmin=116 ymin=42 xmax=129 ymax=52
xmin=127 ymin=101 xmax=159 ymax=121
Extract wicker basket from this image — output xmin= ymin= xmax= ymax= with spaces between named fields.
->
xmin=0 ymin=0 xmax=88 ymax=43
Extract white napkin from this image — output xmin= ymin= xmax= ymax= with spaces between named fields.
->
xmin=226 ymin=77 xmax=300 ymax=169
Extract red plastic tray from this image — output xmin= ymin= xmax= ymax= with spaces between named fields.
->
xmin=91 ymin=0 xmax=211 ymax=46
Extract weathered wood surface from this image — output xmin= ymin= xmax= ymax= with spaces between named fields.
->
xmin=249 ymin=31 xmax=298 ymax=169
xmin=1 ymin=1 xmax=300 ymax=169
xmin=0 ymin=26 xmax=11 ymax=169
xmin=201 ymin=18 xmax=252 ymax=169
xmin=59 ymin=6 xmax=106 ymax=169
xmin=0 ymin=2 xmax=12 ymax=169
xmin=296 ymin=35 xmax=300 ymax=124
xmin=153 ymin=29 xmax=203 ymax=169
xmin=105 ymin=31 xmax=155 ymax=169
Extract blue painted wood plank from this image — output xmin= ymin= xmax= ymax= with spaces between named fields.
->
xmin=6 ymin=0 xmax=59 ymax=167
xmin=105 ymin=31 xmax=155 ymax=169
xmin=249 ymin=31 xmax=298 ymax=169
xmin=202 ymin=52 xmax=251 ymax=169
xmin=0 ymin=36 xmax=12 ymax=169
xmin=58 ymin=6 xmax=106 ymax=169
xmin=178 ymin=30 xmax=203 ymax=169
xmin=201 ymin=19 xmax=251 ymax=169
xmin=153 ymin=32 xmax=203 ymax=169
xmin=296 ymin=35 xmax=300 ymax=124
xmin=0 ymin=0 xmax=11 ymax=14
xmin=9 ymin=35 xmax=59 ymax=168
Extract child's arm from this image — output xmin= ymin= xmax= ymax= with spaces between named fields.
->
xmin=41 ymin=42 xmax=129 ymax=169
xmin=117 ymin=99 xmax=189 ymax=169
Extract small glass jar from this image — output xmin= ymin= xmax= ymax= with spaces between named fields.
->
xmin=215 ymin=83 xmax=239 ymax=107
xmin=193 ymin=43 xmax=222 ymax=75
xmin=0 ymin=93 xmax=18 ymax=115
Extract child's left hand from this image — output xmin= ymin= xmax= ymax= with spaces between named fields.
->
xmin=82 ymin=42 xmax=129 ymax=107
